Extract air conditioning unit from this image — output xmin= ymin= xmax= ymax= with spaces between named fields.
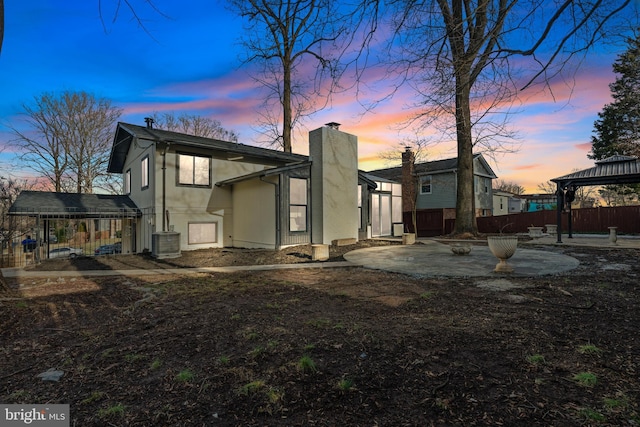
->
xmin=152 ymin=232 xmax=181 ymax=259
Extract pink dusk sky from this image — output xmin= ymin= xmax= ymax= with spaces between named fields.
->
xmin=0 ymin=1 xmax=628 ymax=193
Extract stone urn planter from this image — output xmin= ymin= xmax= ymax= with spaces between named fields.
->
xmin=545 ymin=224 xmax=557 ymax=235
xmin=450 ymin=243 xmax=472 ymax=255
xmin=527 ymin=226 xmax=544 ymax=238
xmin=487 ymin=235 xmax=518 ymax=273
xmin=608 ymin=226 xmax=618 ymax=244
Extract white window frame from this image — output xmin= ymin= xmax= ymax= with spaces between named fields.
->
xmin=420 ymin=175 xmax=432 ymax=194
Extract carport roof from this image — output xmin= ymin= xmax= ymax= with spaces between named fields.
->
xmin=551 ymin=155 xmax=640 ymax=188
xmin=9 ymin=191 xmax=140 ymax=217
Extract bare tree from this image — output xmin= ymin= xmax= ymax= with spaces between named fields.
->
xmin=150 ymin=112 xmax=239 ymax=142
xmin=378 ymin=134 xmax=435 ymax=166
xmin=10 ymin=91 xmax=122 ymax=193
xmin=0 ymin=175 xmax=34 ymax=259
xmin=228 ymin=0 xmax=365 ymax=152
xmin=540 ymin=177 xmax=599 ymax=207
xmin=599 ymin=185 xmax=639 ymax=206
xmin=0 ymin=0 xmax=4 ymax=55
xmin=382 ymin=0 xmax=636 ymax=236
xmin=494 ymin=179 xmax=524 ymax=195
xmin=536 ymin=181 xmax=557 ymax=195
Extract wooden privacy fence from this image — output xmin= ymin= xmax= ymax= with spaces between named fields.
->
xmin=408 ymin=206 xmax=640 ymax=237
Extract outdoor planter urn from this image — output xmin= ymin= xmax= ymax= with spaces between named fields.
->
xmin=527 ymin=226 xmax=544 ymax=238
xmin=487 ymin=235 xmax=518 ymax=273
xmin=450 ymin=243 xmax=472 ymax=255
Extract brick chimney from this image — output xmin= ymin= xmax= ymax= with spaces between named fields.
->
xmin=401 ymin=147 xmax=416 ymax=213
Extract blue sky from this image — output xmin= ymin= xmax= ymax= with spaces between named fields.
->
xmin=0 ymin=1 xmax=632 ymax=192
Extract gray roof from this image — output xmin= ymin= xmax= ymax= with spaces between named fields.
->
xmin=367 ymin=153 xmax=496 ymax=181
xmin=216 ymin=162 xmax=378 ymax=189
xmin=551 ymin=155 xmax=640 ymax=187
xmin=216 ymin=162 xmax=312 ymax=186
xmin=9 ymin=191 xmax=140 ymax=217
xmin=108 ymin=122 xmax=308 ymax=173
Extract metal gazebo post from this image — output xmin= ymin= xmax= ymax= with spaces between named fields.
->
xmin=555 ymin=184 xmax=563 ymax=243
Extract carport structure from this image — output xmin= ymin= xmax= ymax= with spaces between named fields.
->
xmin=551 ymin=155 xmax=640 ymax=243
xmin=5 ymin=191 xmax=142 ymax=266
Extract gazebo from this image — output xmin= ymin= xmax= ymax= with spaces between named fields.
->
xmin=551 ymin=155 xmax=640 ymax=243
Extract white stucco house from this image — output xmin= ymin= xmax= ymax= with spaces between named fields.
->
xmin=106 ymin=121 xmax=378 ymax=256
xmin=492 ymin=190 xmax=525 ymax=215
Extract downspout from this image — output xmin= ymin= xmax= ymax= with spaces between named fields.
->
xmin=260 ymin=176 xmax=280 ymax=248
xmin=161 ymin=143 xmax=169 ymax=232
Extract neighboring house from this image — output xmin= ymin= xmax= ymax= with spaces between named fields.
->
xmin=492 ymin=190 xmax=525 ymax=215
xmin=106 ymin=121 xmax=377 ymax=254
xmin=368 ymin=149 xmax=497 ymax=219
xmin=522 ymin=194 xmax=557 ymax=212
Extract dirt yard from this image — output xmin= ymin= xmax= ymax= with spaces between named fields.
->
xmin=1 ymin=240 xmax=639 ymax=426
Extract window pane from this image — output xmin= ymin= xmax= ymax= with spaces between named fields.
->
xmin=188 ymin=222 xmax=217 ymax=244
xmin=194 ymin=156 xmax=209 ymax=185
xmin=357 ymin=185 xmax=362 ymax=207
xmin=179 ymin=155 xmax=194 ymax=184
xmin=392 ymin=183 xmax=402 ymax=196
xmin=381 ymin=182 xmax=392 ymax=192
xmin=420 ymin=176 xmax=431 ymax=194
xmin=141 ymin=157 xmax=149 ymax=188
xmin=290 ymin=178 xmax=307 ymax=204
xmin=289 ymin=206 xmax=307 ymax=231
xmin=380 ymin=194 xmax=391 ymax=235
xmin=371 ymin=195 xmax=380 ymax=236
xmin=392 ymin=196 xmax=402 ymax=222
xmin=125 ymin=170 xmax=131 ymax=194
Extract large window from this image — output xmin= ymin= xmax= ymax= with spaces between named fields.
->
xmin=289 ymin=178 xmax=307 ymax=232
xmin=188 ymin=222 xmax=217 ymax=244
xmin=420 ymin=175 xmax=432 ymax=194
xmin=141 ymin=156 xmax=149 ymax=189
xmin=392 ymin=183 xmax=402 ymax=223
xmin=178 ymin=154 xmax=211 ymax=186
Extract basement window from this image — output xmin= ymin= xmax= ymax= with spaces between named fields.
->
xmin=188 ymin=222 xmax=217 ymax=244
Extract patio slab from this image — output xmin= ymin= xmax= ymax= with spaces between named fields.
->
xmin=343 ymin=240 xmax=580 ymax=277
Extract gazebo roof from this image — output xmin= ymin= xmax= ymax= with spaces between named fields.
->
xmin=551 ymin=155 xmax=640 ymax=188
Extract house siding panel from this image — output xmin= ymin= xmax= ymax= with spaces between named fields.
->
xmin=416 ymin=173 xmax=456 ymax=209
xmin=232 ymin=178 xmax=276 ymax=249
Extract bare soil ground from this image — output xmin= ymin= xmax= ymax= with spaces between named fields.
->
xmin=1 ymin=240 xmax=639 ymax=426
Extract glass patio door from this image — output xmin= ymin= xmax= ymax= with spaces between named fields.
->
xmin=371 ymin=193 xmax=392 ymax=237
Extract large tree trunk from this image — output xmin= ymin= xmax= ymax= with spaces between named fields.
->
xmin=453 ymin=74 xmax=478 ymax=236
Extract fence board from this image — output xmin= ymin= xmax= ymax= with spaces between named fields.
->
xmin=414 ymin=206 xmax=640 ymax=237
